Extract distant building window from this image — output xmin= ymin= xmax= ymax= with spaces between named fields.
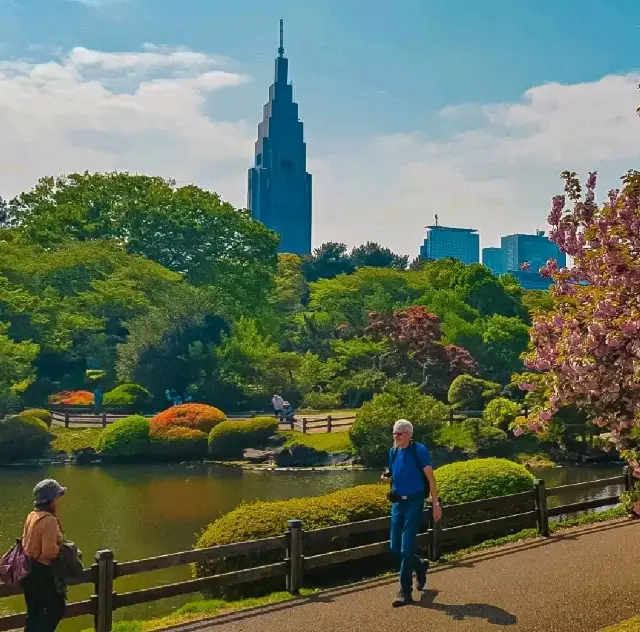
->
xmin=281 ymin=159 xmax=294 ymax=169
xmin=256 ymin=154 xmax=262 ymax=165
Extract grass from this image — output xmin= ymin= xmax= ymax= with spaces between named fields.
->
xmin=279 ymin=430 xmax=354 ymax=454
xmin=599 ymin=617 xmax=640 ymax=631
xmin=51 ymin=427 xmax=103 ymax=454
xmin=92 ymin=589 xmax=319 ymax=632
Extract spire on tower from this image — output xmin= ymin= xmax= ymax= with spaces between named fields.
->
xmin=278 ymin=19 xmax=285 ymax=58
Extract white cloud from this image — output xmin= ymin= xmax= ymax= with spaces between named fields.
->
xmin=0 ymin=46 xmax=253 ymax=201
xmin=312 ymin=73 xmax=640 ymax=254
xmin=0 ymin=44 xmax=638 ymax=258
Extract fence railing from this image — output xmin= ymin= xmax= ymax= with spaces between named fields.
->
xmin=290 ymin=415 xmax=356 ymax=433
xmin=0 ymin=467 xmax=634 ymax=632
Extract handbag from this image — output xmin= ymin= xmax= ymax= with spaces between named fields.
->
xmin=0 ymin=539 xmax=31 ymax=585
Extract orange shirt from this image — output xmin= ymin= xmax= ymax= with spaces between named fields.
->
xmin=22 ymin=511 xmax=63 ymax=565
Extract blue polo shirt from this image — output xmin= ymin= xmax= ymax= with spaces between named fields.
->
xmin=389 ymin=442 xmax=432 ymax=496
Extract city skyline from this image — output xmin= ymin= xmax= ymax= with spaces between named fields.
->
xmin=0 ymin=1 xmax=638 ymax=255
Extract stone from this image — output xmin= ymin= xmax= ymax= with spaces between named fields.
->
xmin=266 ymin=434 xmax=285 ymax=447
xmin=243 ymin=449 xmax=272 ymax=464
xmin=72 ymin=447 xmax=99 ymax=465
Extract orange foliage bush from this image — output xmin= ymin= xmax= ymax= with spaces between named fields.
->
xmin=48 ymin=390 xmax=94 ymax=405
xmin=150 ymin=403 xmax=226 ymax=434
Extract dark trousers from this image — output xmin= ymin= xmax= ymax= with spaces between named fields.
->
xmin=390 ymin=496 xmax=424 ymax=593
xmin=21 ymin=562 xmax=66 ymax=632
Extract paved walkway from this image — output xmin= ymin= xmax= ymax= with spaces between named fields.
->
xmin=174 ymin=519 xmax=640 ymax=632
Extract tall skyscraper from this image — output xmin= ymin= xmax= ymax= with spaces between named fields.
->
xmin=482 ymin=247 xmax=504 ymax=276
xmin=500 ymin=231 xmax=566 ymax=289
xmin=247 ymin=20 xmax=312 ymax=255
xmin=419 ymin=224 xmax=479 ymax=265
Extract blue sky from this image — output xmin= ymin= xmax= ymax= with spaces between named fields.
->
xmin=0 ymin=0 xmax=639 ymax=253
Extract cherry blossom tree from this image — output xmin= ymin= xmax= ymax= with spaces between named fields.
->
xmin=521 ymin=169 xmax=640 ymax=493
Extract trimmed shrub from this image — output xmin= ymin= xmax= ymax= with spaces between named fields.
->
xmin=149 ymin=425 xmax=208 ymax=459
xmin=103 ymin=383 xmax=152 ymax=409
xmin=151 ymin=403 xmax=226 ymax=434
xmin=194 ymin=484 xmax=390 ymax=597
xmin=483 ymin=397 xmax=521 ymax=431
xmin=18 ymin=408 xmax=53 ymax=428
xmin=97 ymin=415 xmax=151 ymax=459
xmin=448 ymin=375 xmax=501 ymax=412
xmin=193 ymin=457 xmax=534 ymax=598
xmin=350 ymin=382 xmax=449 ymax=466
xmin=436 ymin=458 xmax=533 ymax=505
xmin=301 ymin=392 xmax=341 ymax=411
xmin=48 ymin=390 xmax=94 ymax=406
xmin=208 ymin=417 xmax=278 ymax=459
xmin=0 ymin=415 xmax=54 ymax=463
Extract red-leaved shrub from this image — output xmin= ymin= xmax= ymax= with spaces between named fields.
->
xmin=48 ymin=390 xmax=94 ymax=406
xmin=150 ymin=403 xmax=226 ymax=434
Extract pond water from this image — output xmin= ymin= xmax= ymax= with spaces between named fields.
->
xmin=0 ymin=461 xmax=625 ymax=630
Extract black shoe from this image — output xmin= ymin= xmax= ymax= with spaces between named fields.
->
xmin=416 ymin=560 xmax=429 ymax=591
xmin=392 ymin=590 xmax=414 ymax=607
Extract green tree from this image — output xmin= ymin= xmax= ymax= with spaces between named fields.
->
xmin=6 ymin=172 xmax=278 ymax=312
xmin=350 ymin=242 xmax=408 ymax=270
xmin=303 ymin=242 xmax=355 ymax=282
xmin=0 ymin=324 xmax=39 ymax=415
xmin=448 ymin=374 xmax=502 ymax=412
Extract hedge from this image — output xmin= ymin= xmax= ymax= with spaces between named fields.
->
xmin=149 ymin=425 xmax=208 ymax=459
xmin=97 ymin=415 xmax=151 ymax=459
xmin=448 ymin=375 xmax=501 ymax=412
xmin=151 ymin=404 xmax=226 ymax=434
xmin=103 ymin=383 xmax=152 ymax=409
xmin=483 ymin=398 xmax=521 ymax=431
xmin=350 ymin=382 xmax=449 ymax=466
xmin=193 ymin=457 xmax=534 ymax=598
xmin=18 ymin=408 xmax=52 ymax=427
xmin=48 ymin=390 xmax=94 ymax=406
xmin=208 ymin=417 xmax=278 ymax=459
xmin=0 ymin=415 xmax=54 ymax=463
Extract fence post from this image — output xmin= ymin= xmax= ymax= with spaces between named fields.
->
xmin=302 ymin=418 xmax=307 ymax=434
xmin=523 ymin=404 xmax=529 ymax=419
xmin=286 ymin=519 xmax=303 ymax=594
xmin=448 ymin=407 xmax=454 ymax=426
xmin=534 ymin=479 xmax=549 ymax=537
xmin=326 ymin=415 xmax=332 ymax=433
xmin=94 ymin=549 xmax=115 ymax=632
xmin=428 ymin=505 xmax=442 ymax=561
xmin=289 ymin=417 xmax=294 ymax=431
xmin=64 ymin=412 xmax=70 ymax=428
xmin=102 ymin=412 xmax=107 ymax=428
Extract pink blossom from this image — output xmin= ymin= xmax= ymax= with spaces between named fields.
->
xmin=520 ymin=261 xmax=531 ymax=271
xmin=539 ymin=410 xmax=552 ymax=422
xmin=512 ymin=426 xmax=524 ymax=437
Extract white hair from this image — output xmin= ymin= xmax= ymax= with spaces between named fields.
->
xmin=393 ymin=419 xmax=413 ymax=435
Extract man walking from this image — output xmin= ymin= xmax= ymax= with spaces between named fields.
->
xmin=383 ymin=419 xmax=442 ymax=607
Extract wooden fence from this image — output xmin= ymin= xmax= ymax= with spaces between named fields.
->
xmin=0 ymin=468 xmax=634 ymax=632
xmin=289 ymin=406 xmax=530 ymax=434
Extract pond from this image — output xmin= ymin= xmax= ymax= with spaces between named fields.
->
xmin=0 ymin=461 xmax=625 ymax=630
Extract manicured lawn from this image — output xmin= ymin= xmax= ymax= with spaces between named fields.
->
xmin=51 ymin=427 xmax=103 ymax=453
xmin=599 ymin=617 xmax=640 ymax=631
xmin=279 ymin=430 xmax=354 ymax=454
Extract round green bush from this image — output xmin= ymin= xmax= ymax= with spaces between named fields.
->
xmin=208 ymin=417 xmax=278 ymax=459
xmin=448 ymin=375 xmax=502 ymax=412
xmin=194 ymin=484 xmax=389 ymax=597
xmin=350 ymin=383 xmax=449 ymax=466
xmin=436 ymin=458 xmax=533 ymax=505
xmin=149 ymin=425 xmax=208 ymax=459
xmin=97 ymin=415 xmax=150 ymax=458
xmin=301 ymin=392 xmax=341 ymax=411
xmin=483 ymin=398 xmax=521 ymax=430
xmin=103 ymin=383 xmax=152 ymax=409
xmin=0 ymin=415 xmax=54 ymax=463
xmin=18 ymin=408 xmax=53 ymax=428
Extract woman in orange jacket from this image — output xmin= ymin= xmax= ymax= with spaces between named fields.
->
xmin=21 ymin=479 xmax=67 ymax=632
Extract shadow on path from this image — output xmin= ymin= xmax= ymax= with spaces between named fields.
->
xmin=418 ymin=589 xmax=517 ymax=626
